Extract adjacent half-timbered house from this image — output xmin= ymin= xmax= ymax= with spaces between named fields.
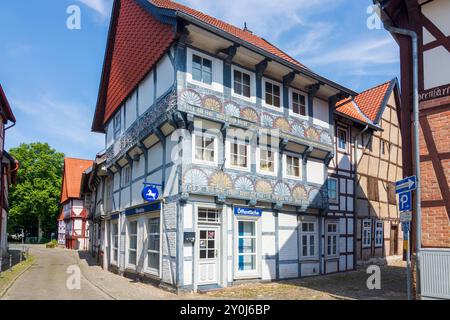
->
xmin=376 ymin=0 xmax=450 ymax=299
xmin=59 ymin=158 xmax=93 ymax=250
xmin=0 ymin=84 xmax=17 ymax=258
xmin=333 ymin=79 xmax=403 ymax=265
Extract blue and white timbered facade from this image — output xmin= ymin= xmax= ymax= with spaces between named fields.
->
xmin=94 ymin=0 xmax=358 ymax=292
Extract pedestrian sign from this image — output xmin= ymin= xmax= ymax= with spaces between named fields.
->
xmin=398 ymin=191 xmax=412 ymax=212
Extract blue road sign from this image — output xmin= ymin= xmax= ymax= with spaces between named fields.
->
xmin=398 ymin=191 xmax=412 ymax=212
xmin=142 ymin=185 xmax=159 ymax=202
xmin=396 ymin=176 xmax=417 ymax=194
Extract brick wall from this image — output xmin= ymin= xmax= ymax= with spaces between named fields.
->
xmin=419 ymin=98 xmax=450 ymax=248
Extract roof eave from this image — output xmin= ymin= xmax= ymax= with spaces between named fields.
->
xmin=335 ymin=110 xmax=381 ymax=131
xmin=176 ymin=11 xmax=357 ymax=97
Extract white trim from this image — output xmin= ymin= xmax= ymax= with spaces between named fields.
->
xmin=374 ymin=220 xmax=383 ymax=248
xmin=256 ymin=145 xmax=279 ymax=177
xmin=337 ymin=127 xmax=348 ymax=153
xmin=125 ymin=218 xmax=138 ymax=270
xmin=192 ymin=131 xmax=219 ymax=167
xmin=144 ymin=213 xmax=161 ymax=276
xmin=282 ymin=152 xmax=302 ymax=180
xmin=110 ymin=220 xmax=119 ymax=266
xmin=186 ymin=48 xmax=223 ymax=93
xmin=225 ymin=139 xmax=251 ymax=172
xmin=362 ymin=218 xmax=372 ymax=249
xmin=325 ymin=220 xmax=339 ymax=258
xmin=231 ymin=65 xmax=256 ymax=103
xmin=262 ymin=77 xmax=283 ymax=112
xmin=298 ymin=217 xmax=318 ymax=260
xmin=233 ymin=215 xmax=261 ymax=279
xmin=289 ymin=87 xmax=308 ymax=119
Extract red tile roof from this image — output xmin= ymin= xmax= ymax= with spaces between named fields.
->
xmin=151 ymin=0 xmax=306 ymax=69
xmin=336 ymin=79 xmax=396 ymax=126
xmin=93 ymin=0 xmax=176 ymax=129
xmin=60 ymin=158 xmax=93 ymax=204
xmin=0 ymin=84 xmax=16 ymax=123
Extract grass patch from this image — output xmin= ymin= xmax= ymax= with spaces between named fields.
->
xmin=0 ymin=255 xmax=35 ymax=294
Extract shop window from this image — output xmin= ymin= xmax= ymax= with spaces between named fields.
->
xmin=362 ymin=219 xmax=372 ymax=248
xmin=198 ymin=208 xmax=221 ymax=223
xmin=237 ymin=221 xmax=257 ymax=272
xmin=300 ymin=221 xmax=317 ymax=258
xmin=326 ymin=222 xmax=339 ymax=257
xmin=375 ymin=220 xmax=383 ymax=248
xmin=147 ymin=217 xmax=160 ymax=272
xmin=128 ymin=221 xmax=138 ymax=266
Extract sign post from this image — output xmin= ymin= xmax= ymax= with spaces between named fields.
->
xmin=396 ymin=176 xmax=417 ymax=301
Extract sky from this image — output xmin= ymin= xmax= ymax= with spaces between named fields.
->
xmin=0 ymin=0 xmax=399 ymax=160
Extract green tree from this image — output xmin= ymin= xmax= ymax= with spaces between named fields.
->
xmin=8 ymin=143 xmax=64 ymax=240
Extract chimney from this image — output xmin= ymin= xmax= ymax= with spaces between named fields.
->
xmin=243 ymin=22 xmax=253 ymax=34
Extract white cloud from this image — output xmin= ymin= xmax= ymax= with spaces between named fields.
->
xmin=303 ymin=36 xmax=399 ymax=68
xmin=7 ymin=94 xmax=104 ymax=159
xmin=78 ymin=0 xmax=113 ymax=18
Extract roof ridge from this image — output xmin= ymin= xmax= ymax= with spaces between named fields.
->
xmin=357 ymin=78 xmax=394 ymax=95
xmin=64 ymin=157 xmax=93 ymax=161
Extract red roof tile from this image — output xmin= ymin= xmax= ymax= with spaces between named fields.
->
xmin=97 ymin=0 xmax=176 ymax=126
xmin=151 ymin=0 xmax=306 ymax=69
xmin=336 ymin=79 xmax=396 ymax=126
xmin=354 ymin=80 xmax=392 ymax=122
xmin=60 ymin=158 xmax=93 ymax=204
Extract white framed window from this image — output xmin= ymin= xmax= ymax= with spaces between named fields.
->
xmin=226 ymin=138 xmax=250 ymax=171
xmin=326 ymin=221 xmax=339 ymax=257
xmin=192 ymin=132 xmax=218 ymax=165
xmin=234 ymin=218 xmax=260 ymax=278
xmin=299 ymin=219 xmax=318 ymax=259
xmin=146 ymin=217 xmax=160 ymax=274
xmin=122 ymin=165 xmax=131 ymax=186
xmin=198 ymin=208 xmax=221 ymax=224
xmin=362 ymin=219 xmax=372 ymax=248
xmin=231 ymin=66 xmax=255 ymax=102
xmin=290 ymin=88 xmax=307 ymax=117
xmin=113 ymin=111 xmax=121 ymax=139
xmin=328 ymin=178 xmax=338 ymax=203
xmin=263 ymin=78 xmax=283 ymax=110
xmin=257 ymin=146 xmax=278 ymax=176
xmin=337 ymin=128 xmax=347 ymax=151
xmin=375 ymin=220 xmax=383 ymax=248
xmin=111 ymin=222 xmax=118 ymax=264
xmin=283 ymin=153 xmax=301 ymax=179
xmin=186 ymin=48 xmax=223 ymax=92
xmin=127 ymin=220 xmax=138 ymax=267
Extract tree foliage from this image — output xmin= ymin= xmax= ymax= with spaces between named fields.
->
xmin=8 ymin=142 xmax=64 ymax=238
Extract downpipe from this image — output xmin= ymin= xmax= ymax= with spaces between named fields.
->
xmin=383 ymin=24 xmax=421 ymax=298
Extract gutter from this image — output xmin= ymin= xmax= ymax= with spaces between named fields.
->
xmin=176 ymin=11 xmax=357 ymax=97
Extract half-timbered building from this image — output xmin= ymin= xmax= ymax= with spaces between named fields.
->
xmin=333 ymin=79 xmax=403 ymax=265
xmin=59 ymin=158 xmax=93 ymax=250
xmin=376 ymin=0 xmax=450 ymax=299
xmin=0 ymin=84 xmax=17 ymax=259
xmin=89 ymin=0 xmax=401 ymax=292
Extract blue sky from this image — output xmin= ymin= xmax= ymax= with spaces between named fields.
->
xmin=0 ymin=0 xmax=399 ymax=160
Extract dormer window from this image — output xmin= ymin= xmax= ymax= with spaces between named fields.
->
xmin=192 ymin=54 xmax=212 ymax=85
xmin=233 ymin=70 xmax=251 ymax=98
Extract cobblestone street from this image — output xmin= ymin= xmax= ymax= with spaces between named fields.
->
xmin=1 ymin=245 xmax=406 ymax=300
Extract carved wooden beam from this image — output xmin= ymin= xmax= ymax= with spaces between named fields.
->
xmin=255 ymin=58 xmax=270 ymax=78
